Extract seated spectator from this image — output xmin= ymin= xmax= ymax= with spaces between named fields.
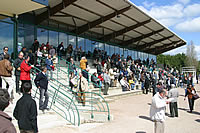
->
xmin=0 ymin=89 xmax=17 ymax=133
xmin=120 ymin=77 xmax=130 ymax=92
xmin=91 ymin=72 xmax=99 ymax=88
xmin=129 ymin=76 xmax=135 ymax=90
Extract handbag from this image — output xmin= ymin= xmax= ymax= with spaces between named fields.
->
xmin=193 ymin=94 xmax=199 ymax=100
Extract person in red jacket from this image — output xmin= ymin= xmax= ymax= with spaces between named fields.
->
xmin=98 ymin=73 xmax=104 ymax=88
xmin=20 ymin=55 xmax=34 ymax=92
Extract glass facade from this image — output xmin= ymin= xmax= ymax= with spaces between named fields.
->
xmin=0 ymin=15 xmax=157 ymax=62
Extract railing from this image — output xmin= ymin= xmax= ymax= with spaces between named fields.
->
xmin=37 ymin=56 xmax=102 ymax=94
xmin=30 ymin=64 xmax=110 ymax=125
xmin=57 ymin=56 xmax=102 ymax=94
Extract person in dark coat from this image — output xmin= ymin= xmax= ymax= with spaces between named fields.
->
xmin=144 ymin=74 xmax=150 ymax=94
xmin=0 ymin=89 xmax=17 ymax=133
xmin=97 ymin=62 xmax=102 ymax=76
xmin=34 ymin=66 xmax=49 ymax=111
xmin=14 ymin=52 xmax=24 ymax=94
xmin=13 ymin=82 xmax=38 ymax=133
xmin=57 ymin=42 xmax=64 ymax=57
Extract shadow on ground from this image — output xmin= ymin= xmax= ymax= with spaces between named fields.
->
xmin=136 ymin=132 xmax=146 ymax=133
xmin=195 ymin=119 xmax=200 ymax=122
xmin=147 ymin=103 xmax=151 ymax=106
xmin=178 ymin=107 xmax=200 ymax=115
xmin=139 ymin=115 xmax=153 ymax=122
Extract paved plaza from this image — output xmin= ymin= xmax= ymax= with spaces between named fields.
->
xmin=38 ymin=84 xmax=200 ymax=133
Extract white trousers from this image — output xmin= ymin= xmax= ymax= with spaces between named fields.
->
xmin=1 ymin=76 xmax=14 ymax=98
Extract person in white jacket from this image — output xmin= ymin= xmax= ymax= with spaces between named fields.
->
xmin=150 ymin=89 xmax=169 ymax=133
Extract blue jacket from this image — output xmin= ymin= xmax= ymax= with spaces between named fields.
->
xmin=45 ymin=58 xmax=53 ymax=70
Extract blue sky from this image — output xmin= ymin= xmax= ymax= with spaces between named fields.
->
xmin=130 ymin=0 xmax=200 ymax=59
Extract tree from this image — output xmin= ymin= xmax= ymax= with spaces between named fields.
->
xmin=185 ymin=41 xmax=198 ymax=69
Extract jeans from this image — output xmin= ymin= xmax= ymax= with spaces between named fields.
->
xmin=16 ymin=75 xmax=20 ymax=93
xmin=39 ymin=88 xmax=49 ymax=110
xmin=2 ymin=76 xmax=14 ymax=99
xmin=188 ymin=98 xmax=194 ymax=112
xmin=169 ymin=102 xmax=178 ymax=117
xmin=104 ymin=83 xmax=109 ymax=95
xmin=130 ymin=84 xmax=135 ymax=90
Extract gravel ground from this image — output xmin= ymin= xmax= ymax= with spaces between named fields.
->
xmin=40 ymin=84 xmax=200 ymax=133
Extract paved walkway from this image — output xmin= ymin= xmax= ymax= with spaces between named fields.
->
xmin=40 ymin=84 xmax=200 ymax=133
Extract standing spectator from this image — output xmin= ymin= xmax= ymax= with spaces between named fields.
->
xmin=152 ymin=77 xmax=157 ymax=96
xmin=14 ymin=52 xmax=24 ymax=94
xmin=144 ymin=74 xmax=150 ymax=94
xmin=66 ymin=44 xmax=73 ymax=58
xmin=77 ymin=72 xmax=88 ymax=106
xmin=0 ymin=54 xmax=14 ymax=102
xmin=49 ymin=45 xmax=56 ymax=57
xmin=14 ymin=82 xmax=38 ymax=133
xmin=80 ymin=56 xmax=88 ymax=78
xmin=21 ymin=47 xmax=28 ymax=57
xmin=52 ymin=53 xmax=58 ymax=67
xmin=150 ymin=89 xmax=169 ymax=133
xmin=140 ymin=72 xmax=145 ymax=93
xmin=41 ymin=46 xmax=48 ymax=57
xmin=45 ymin=55 xmax=53 ymax=80
xmin=0 ymin=46 xmax=9 ymax=61
xmin=0 ymin=47 xmax=9 ymax=88
xmin=32 ymin=39 xmax=39 ymax=65
xmin=103 ymin=70 xmax=110 ymax=95
xmin=97 ymin=62 xmax=102 ymax=76
xmin=69 ymin=58 xmax=76 ymax=75
xmin=109 ymin=68 xmax=115 ymax=87
xmin=184 ymin=84 xmax=196 ymax=113
xmin=46 ymin=42 xmax=50 ymax=51
xmin=0 ymin=89 xmax=17 ymax=133
xmin=57 ymin=42 xmax=64 ymax=57
xmin=20 ymin=55 xmax=34 ymax=92
xmin=34 ymin=66 xmax=49 ymax=112
xmin=74 ymin=46 xmax=79 ymax=61
xmin=168 ymin=84 xmax=179 ymax=117
xmin=31 ymin=39 xmax=39 ymax=54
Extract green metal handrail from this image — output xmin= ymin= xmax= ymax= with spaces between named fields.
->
xmin=30 ymin=67 xmax=80 ymax=126
xmin=57 ymin=56 xmax=102 ymax=94
xmin=30 ymin=64 xmax=110 ymax=124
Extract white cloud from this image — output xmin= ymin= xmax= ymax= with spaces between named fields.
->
xmin=164 ymin=45 xmax=186 ymax=55
xmin=142 ymin=1 xmax=155 ymax=8
xmin=184 ymin=4 xmax=200 ymax=17
xmin=138 ymin=4 xmax=184 ymax=27
xmin=175 ymin=17 xmax=200 ymax=32
xmin=164 ymin=44 xmax=200 ymax=60
xmin=178 ymin=0 xmax=191 ymax=5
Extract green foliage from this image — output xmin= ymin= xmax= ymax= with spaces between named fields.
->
xmin=157 ymin=53 xmax=186 ymax=71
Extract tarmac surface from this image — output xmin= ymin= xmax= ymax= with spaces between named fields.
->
xmin=39 ymin=84 xmax=200 ymax=133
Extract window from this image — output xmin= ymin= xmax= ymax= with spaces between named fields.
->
xmin=68 ymin=35 xmax=76 ymax=49
xmin=120 ymin=48 xmax=123 ymax=56
xmin=78 ymin=37 xmax=85 ymax=51
xmin=99 ymin=43 xmax=104 ymax=50
xmin=59 ymin=32 xmax=68 ymax=48
xmin=0 ymin=21 xmax=14 ymax=55
xmin=37 ymin=28 xmax=48 ymax=45
xmin=86 ymin=39 xmax=92 ymax=52
xmin=110 ymin=45 xmax=115 ymax=56
xmin=49 ymin=30 xmax=58 ymax=47
xmin=105 ymin=44 xmax=110 ymax=56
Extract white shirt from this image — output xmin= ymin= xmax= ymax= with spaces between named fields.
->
xmin=150 ymin=92 xmax=166 ymax=122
